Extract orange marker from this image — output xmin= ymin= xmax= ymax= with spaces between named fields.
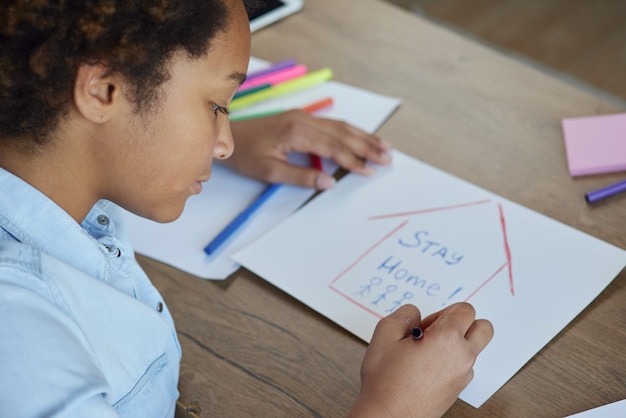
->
xmin=301 ymin=97 xmax=334 ymax=114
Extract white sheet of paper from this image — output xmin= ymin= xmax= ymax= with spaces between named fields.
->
xmin=233 ymin=150 xmax=626 ymax=407
xmin=123 ymin=58 xmax=400 ymax=279
xmin=566 ymin=399 xmax=626 ymax=418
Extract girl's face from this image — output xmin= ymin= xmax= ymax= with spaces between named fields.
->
xmin=101 ymin=0 xmax=250 ymax=223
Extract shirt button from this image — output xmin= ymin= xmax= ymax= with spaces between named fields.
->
xmin=156 ymin=302 xmax=164 ymax=313
xmin=104 ymin=245 xmax=121 ymax=257
xmin=97 ymin=215 xmax=109 ymax=226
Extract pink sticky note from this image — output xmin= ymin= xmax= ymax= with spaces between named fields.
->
xmin=562 ymin=113 xmax=626 ymax=177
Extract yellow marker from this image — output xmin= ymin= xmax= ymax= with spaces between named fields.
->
xmin=229 ymin=68 xmax=333 ymax=111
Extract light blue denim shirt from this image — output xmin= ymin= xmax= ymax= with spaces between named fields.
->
xmin=0 ymin=167 xmax=181 ymax=417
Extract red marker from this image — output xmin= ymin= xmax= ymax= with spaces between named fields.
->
xmin=303 ymin=97 xmax=334 ymax=171
xmin=310 ymin=155 xmax=323 ymax=171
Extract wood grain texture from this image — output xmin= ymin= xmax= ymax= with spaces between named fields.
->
xmin=144 ymin=0 xmax=626 ymax=416
xmin=385 ymin=0 xmax=626 ymax=102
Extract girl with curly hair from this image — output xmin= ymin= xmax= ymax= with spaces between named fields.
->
xmin=0 ymin=1 xmax=492 ymax=416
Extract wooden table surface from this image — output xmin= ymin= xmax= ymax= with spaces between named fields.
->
xmin=142 ymin=0 xmax=626 ymax=416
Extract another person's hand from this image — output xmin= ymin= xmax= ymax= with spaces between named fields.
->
xmin=226 ymin=110 xmax=393 ymax=189
xmin=349 ymin=303 xmax=494 ymax=418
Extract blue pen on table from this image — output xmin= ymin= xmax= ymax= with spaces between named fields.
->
xmin=203 ymin=183 xmax=281 ymax=255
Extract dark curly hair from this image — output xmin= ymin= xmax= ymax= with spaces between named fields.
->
xmin=0 ymin=0 xmax=256 ymax=145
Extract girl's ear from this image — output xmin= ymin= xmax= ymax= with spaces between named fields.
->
xmin=73 ymin=63 xmax=123 ymax=123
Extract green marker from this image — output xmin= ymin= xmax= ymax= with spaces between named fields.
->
xmin=232 ymin=83 xmax=272 ymax=100
xmin=229 ymin=109 xmax=284 ymax=122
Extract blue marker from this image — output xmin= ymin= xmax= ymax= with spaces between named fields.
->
xmin=204 ymin=183 xmax=281 ymax=255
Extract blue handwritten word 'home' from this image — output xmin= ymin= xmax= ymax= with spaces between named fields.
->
xmin=377 ymin=255 xmax=442 ymax=296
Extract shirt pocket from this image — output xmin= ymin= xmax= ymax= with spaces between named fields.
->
xmin=112 ymin=353 xmax=178 ymax=418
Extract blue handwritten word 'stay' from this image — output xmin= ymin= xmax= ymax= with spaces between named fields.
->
xmin=398 ymin=230 xmax=464 ymax=265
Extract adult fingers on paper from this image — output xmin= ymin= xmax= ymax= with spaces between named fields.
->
xmin=302 ymin=115 xmax=393 ymax=175
xmin=223 ymin=114 xmax=338 ymax=189
xmin=247 ymin=158 xmax=337 ymax=190
xmin=370 ymin=303 xmax=423 ymax=344
xmin=423 ymin=303 xmax=493 ymax=385
xmin=353 ymin=303 xmax=489 ymax=418
xmin=227 ymin=110 xmax=392 ymax=189
xmin=465 ymin=318 xmax=495 ymax=356
xmin=428 ymin=302 xmax=478 ymax=334
xmin=421 ymin=303 xmax=493 ymax=353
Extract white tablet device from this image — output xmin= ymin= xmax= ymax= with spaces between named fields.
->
xmin=249 ymin=0 xmax=304 ymax=33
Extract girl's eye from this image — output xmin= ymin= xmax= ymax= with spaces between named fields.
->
xmin=211 ymin=103 xmax=230 ymax=117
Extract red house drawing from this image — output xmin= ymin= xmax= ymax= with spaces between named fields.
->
xmin=328 ymin=199 xmax=514 ymax=319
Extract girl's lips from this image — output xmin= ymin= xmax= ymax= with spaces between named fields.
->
xmin=191 ymin=181 xmax=203 ymax=194
xmin=192 ymin=173 xmax=211 ymax=194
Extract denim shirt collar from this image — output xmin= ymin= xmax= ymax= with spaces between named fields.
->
xmin=0 ymin=167 xmax=111 ymax=282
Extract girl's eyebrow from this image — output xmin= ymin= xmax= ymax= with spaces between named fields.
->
xmin=228 ymin=72 xmax=247 ymax=86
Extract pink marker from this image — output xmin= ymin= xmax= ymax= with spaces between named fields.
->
xmin=245 ymin=59 xmax=296 ymax=81
xmin=239 ymin=64 xmax=307 ymax=91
